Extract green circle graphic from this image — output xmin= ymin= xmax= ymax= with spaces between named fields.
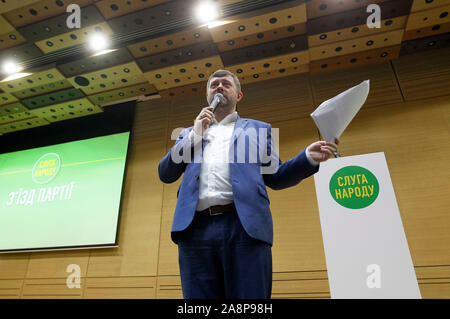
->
xmin=329 ymin=166 xmax=379 ymax=209
xmin=32 ymin=153 xmax=61 ymax=184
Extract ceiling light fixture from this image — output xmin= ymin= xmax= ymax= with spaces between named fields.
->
xmin=2 ymin=60 xmax=22 ymax=75
xmin=88 ymin=32 xmax=109 ymax=52
xmin=194 ymin=1 xmax=219 ymax=24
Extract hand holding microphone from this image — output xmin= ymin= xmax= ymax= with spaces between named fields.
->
xmin=193 ymin=93 xmax=223 ymax=137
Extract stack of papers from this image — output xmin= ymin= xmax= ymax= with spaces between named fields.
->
xmin=311 ymin=80 xmax=370 ymax=142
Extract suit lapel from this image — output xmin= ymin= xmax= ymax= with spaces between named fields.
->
xmin=232 ymin=116 xmax=248 ymax=145
xmin=197 ymin=115 xmax=248 ymax=162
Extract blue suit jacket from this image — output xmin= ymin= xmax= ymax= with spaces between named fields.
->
xmin=158 ymin=116 xmax=320 ymax=246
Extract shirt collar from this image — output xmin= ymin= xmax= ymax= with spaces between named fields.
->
xmin=212 ymin=111 xmax=238 ymax=126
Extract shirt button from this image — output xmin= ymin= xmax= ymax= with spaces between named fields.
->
xmin=196 ymin=175 xmax=199 ymax=180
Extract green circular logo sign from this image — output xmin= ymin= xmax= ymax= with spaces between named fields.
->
xmin=32 ymin=153 xmax=61 ymax=184
xmin=329 ymin=166 xmax=379 ymax=209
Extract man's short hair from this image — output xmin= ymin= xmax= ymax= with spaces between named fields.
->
xmin=207 ymin=69 xmax=241 ymax=92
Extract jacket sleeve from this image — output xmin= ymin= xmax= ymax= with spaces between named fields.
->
xmin=262 ymin=124 xmax=319 ymax=190
xmin=158 ymin=127 xmax=194 ymax=184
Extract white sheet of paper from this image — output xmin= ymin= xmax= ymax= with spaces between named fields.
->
xmin=311 ymin=80 xmax=370 ymax=142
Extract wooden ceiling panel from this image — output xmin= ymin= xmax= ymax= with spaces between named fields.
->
xmin=0 ymin=117 xmax=49 ymax=135
xmin=226 ymin=50 xmax=309 ymax=77
xmin=403 ymin=21 xmax=450 ymax=40
xmin=3 ymin=0 xmax=93 ymax=28
xmin=0 ymin=42 xmax=43 ymax=63
xmin=0 ymin=30 xmax=27 ymax=51
xmin=128 ymin=26 xmax=212 ymax=58
xmin=216 ymin=23 xmax=306 ymax=52
xmin=29 ymin=97 xmax=102 ymax=122
xmin=34 ymin=22 xmax=114 ymax=54
xmin=17 ymin=5 xmax=105 ymax=42
xmin=0 ymin=68 xmax=66 ymax=93
xmin=209 ymin=0 xmax=307 ymax=42
xmin=307 ymin=0 xmax=412 ymax=35
xmin=237 ymin=64 xmax=309 ymax=85
xmin=57 ymin=47 xmax=134 ymax=77
xmin=0 ymin=15 xmax=15 ymax=33
xmin=0 ymin=102 xmax=27 ymax=116
xmin=0 ymin=0 xmax=41 ymax=14
xmin=400 ymin=32 xmax=450 ymax=54
xmin=309 ymin=29 xmax=404 ymax=61
xmin=107 ymin=0 xmax=196 ymax=36
xmin=11 ymin=79 xmax=73 ymax=99
xmin=22 ymin=87 xmax=85 ymax=110
xmin=67 ymin=62 xmax=146 ymax=94
xmin=95 ymin=0 xmax=170 ymax=19
xmin=406 ymin=4 xmax=450 ymax=30
xmin=136 ymin=41 xmax=219 ymax=72
xmin=306 ymin=0 xmax=389 ymax=19
xmin=143 ymin=56 xmax=224 ymax=90
xmin=87 ymin=82 xmax=157 ymax=106
xmin=0 ymin=92 xmax=18 ymax=106
xmin=310 ymin=45 xmax=401 ymax=74
xmin=308 ymin=16 xmax=407 ymax=47
xmin=221 ymin=35 xmax=308 ymax=66
xmin=0 ymin=109 xmax=34 ymax=125
xmin=410 ymin=0 xmax=450 ymax=13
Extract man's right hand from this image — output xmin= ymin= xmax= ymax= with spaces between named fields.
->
xmin=194 ymin=106 xmax=215 ymax=137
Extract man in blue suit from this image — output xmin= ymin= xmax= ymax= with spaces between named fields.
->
xmin=158 ymin=69 xmax=339 ymax=299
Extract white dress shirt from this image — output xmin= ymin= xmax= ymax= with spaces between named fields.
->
xmin=188 ymin=112 xmax=319 ymax=211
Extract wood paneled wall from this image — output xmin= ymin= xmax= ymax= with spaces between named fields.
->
xmin=0 ymin=47 xmax=449 ymax=299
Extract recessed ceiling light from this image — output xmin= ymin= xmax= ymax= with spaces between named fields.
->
xmin=194 ymin=1 xmax=219 ymax=24
xmin=88 ymin=32 xmax=109 ymax=52
xmin=2 ymin=60 xmax=22 ymax=75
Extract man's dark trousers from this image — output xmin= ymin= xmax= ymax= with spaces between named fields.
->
xmin=175 ymin=207 xmax=272 ymax=299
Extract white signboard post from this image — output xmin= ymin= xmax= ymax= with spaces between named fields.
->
xmin=313 ymin=152 xmax=421 ymax=299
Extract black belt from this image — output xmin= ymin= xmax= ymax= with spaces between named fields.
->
xmin=196 ymin=203 xmax=236 ymax=216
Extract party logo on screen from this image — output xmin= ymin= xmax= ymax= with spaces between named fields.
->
xmin=329 ymin=166 xmax=379 ymax=209
xmin=32 ymin=153 xmax=61 ymax=184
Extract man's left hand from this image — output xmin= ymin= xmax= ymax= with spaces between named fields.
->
xmin=307 ymin=138 xmax=340 ymax=163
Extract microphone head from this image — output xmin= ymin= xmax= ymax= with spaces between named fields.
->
xmin=211 ymin=93 xmax=224 ymax=113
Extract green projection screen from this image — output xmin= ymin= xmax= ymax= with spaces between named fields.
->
xmin=0 ymin=132 xmax=130 ymax=253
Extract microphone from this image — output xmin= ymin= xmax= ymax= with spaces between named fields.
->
xmin=210 ymin=93 xmax=223 ymax=113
